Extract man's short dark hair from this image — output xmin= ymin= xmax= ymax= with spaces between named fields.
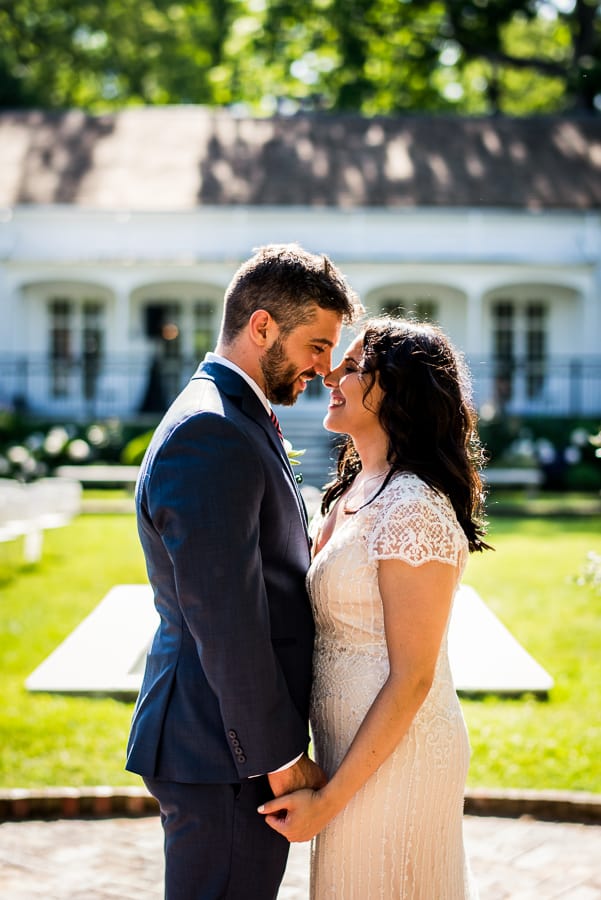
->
xmin=219 ymin=243 xmax=362 ymax=344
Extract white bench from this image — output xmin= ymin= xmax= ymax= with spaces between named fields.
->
xmin=0 ymin=478 xmax=82 ymax=562
xmin=55 ymin=465 xmax=140 ymax=490
xmin=482 ymin=467 xmax=543 ymax=492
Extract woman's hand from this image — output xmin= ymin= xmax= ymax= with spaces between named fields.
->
xmin=257 ymin=788 xmax=334 ymax=843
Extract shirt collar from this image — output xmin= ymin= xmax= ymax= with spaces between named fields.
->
xmin=204 ymin=351 xmax=271 ymax=414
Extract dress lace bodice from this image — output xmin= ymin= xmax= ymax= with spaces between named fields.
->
xmin=364 ymin=472 xmax=468 ymax=568
xmin=309 ymin=472 xmax=467 ymax=666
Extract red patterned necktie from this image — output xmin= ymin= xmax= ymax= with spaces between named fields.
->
xmin=269 ymin=408 xmax=284 ymax=443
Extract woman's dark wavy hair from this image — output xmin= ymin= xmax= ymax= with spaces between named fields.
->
xmin=322 ymin=317 xmax=492 ymax=553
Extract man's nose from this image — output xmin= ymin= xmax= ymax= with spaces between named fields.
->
xmin=315 ymin=348 xmax=334 ymax=376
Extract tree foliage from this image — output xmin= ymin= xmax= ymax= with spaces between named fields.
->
xmin=0 ymin=0 xmax=237 ymax=108
xmin=0 ymin=0 xmax=599 ymax=114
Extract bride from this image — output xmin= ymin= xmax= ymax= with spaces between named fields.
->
xmin=259 ymin=317 xmax=492 ymax=899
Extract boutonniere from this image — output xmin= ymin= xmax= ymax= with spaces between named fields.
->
xmin=283 ymin=439 xmax=305 ymax=484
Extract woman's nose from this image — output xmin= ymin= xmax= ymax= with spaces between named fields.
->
xmin=323 ymin=366 xmax=339 ymax=388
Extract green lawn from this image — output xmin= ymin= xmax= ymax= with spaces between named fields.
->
xmin=0 ymin=516 xmax=146 ymax=787
xmin=462 ymin=516 xmax=601 ymax=793
xmin=0 ymin=512 xmax=600 ymax=793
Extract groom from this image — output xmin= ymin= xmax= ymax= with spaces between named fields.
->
xmin=126 ymin=244 xmax=360 ymax=899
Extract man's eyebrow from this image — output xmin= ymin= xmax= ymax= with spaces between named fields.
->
xmin=310 ymin=337 xmax=336 ymax=347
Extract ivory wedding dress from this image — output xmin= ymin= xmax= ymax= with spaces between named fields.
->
xmin=308 ymin=472 xmax=478 ymax=899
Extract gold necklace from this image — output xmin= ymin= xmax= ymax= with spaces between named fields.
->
xmin=342 ymin=469 xmax=391 ymax=515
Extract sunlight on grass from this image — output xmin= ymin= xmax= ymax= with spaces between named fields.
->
xmin=0 ymin=512 xmax=599 ymax=792
xmin=0 ymin=515 xmax=147 ymax=787
xmin=463 ymin=517 xmax=601 ymax=793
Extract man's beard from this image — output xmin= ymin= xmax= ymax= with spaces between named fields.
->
xmin=260 ymin=338 xmax=314 ymax=406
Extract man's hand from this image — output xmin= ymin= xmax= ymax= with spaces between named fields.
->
xmin=268 ymin=753 xmax=327 ymax=799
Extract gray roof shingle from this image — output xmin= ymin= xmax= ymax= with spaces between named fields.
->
xmin=0 ymin=107 xmax=599 ymax=211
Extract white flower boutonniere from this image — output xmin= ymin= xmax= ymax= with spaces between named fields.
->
xmin=283 ymin=439 xmax=305 ymax=484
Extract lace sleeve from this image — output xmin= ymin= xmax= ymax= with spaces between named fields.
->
xmin=366 ymin=474 xmax=467 ymax=568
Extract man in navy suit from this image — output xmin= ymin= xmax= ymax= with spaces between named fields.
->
xmin=126 ymin=244 xmax=360 ymax=899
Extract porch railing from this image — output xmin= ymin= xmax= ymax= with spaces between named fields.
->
xmin=0 ymin=353 xmax=600 ymax=420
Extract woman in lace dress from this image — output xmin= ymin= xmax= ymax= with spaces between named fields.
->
xmin=259 ymin=318 xmax=492 ymax=899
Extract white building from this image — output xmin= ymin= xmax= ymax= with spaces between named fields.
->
xmin=1 ymin=107 xmax=600 ymax=443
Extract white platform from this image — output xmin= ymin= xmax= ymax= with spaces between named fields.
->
xmin=26 ymin=585 xmax=158 ymax=696
xmin=448 ymin=584 xmax=553 ymax=694
xmin=26 ymin=583 xmax=554 ymax=697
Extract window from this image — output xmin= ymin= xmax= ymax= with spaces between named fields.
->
xmin=492 ymin=299 xmax=548 ymax=408
xmin=193 ymin=302 xmax=216 ymax=359
xmin=492 ymin=301 xmax=514 ymax=407
xmin=49 ymin=299 xmax=72 ymax=397
xmin=526 ymin=302 xmax=547 ymax=398
xmin=141 ymin=301 xmax=183 ymax=410
xmin=48 ymin=296 xmax=106 ymax=402
xmin=139 ymin=294 xmax=218 ymax=412
xmin=82 ymin=302 xmax=104 ymax=401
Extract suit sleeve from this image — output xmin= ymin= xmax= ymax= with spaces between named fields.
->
xmin=146 ymin=412 xmax=309 ymax=777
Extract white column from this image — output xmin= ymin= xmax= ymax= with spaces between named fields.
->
xmin=106 ymin=279 xmax=139 ymax=417
xmin=581 ymin=265 xmax=601 ymax=355
xmin=110 ymin=280 xmax=132 ymax=355
xmin=580 ymin=213 xmax=601 ymax=354
xmin=464 ymin=286 xmax=483 ymax=356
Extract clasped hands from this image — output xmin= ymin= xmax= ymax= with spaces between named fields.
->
xmin=259 ymin=753 xmax=332 ymax=843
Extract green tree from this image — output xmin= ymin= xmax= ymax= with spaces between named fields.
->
xmin=0 ymin=0 xmax=598 ymax=114
xmin=0 ymin=0 xmax=237 ymax=109
xmin=257 ymin=0 xmax=600 ymax=115
xmin=441 ymin=0 xmax=601 ymax=113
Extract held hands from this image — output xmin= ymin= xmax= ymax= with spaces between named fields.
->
xmin=258 ymin=788 xmax=333 ymax=843
xmin=267 ymin=752 xmax=327 ymax=798
xmin=262 ymin=753 xmax=331 ymax=843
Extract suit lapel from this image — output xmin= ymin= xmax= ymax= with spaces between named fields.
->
xmin=194 ymin=361 xmax=309 ymax=529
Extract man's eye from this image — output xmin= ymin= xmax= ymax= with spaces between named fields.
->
xmin=312 ymin=345 xmax=325 ymax=354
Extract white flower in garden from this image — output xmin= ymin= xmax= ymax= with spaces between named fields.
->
xmin=67 ymin=439 xmax=91 ymax=461
xmin=44 ymin=427 xmax=70 ymax=455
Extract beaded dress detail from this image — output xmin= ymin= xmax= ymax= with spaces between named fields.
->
xmin=308 ymin=472 xmax=478 ymax=899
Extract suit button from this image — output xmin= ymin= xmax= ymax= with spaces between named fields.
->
xmin=238 ymin=755 xmax=247 ymax=764
xmin=228 ymin=730 xmax=237 ymax=739
xmin=231 ymin=738 xmax=240 ymax=748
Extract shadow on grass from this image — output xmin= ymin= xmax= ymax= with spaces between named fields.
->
xmin=488 ymin=489 xmax=601 ymax=518
xmin=458 ymin=689 xmax=551 ymax=702
xmin=26 ymin=688 xmax=138 ymax=704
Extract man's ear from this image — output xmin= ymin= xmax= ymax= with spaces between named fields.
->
xmin=249 ymin=309 xmax=275 ymax=347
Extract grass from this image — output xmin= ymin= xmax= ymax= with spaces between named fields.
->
xmin=463 ymin=516 xmax=601 ymax=793
xmin=0 ymin=516 xmax=147 ymax=787
xmin=0 ymin=510 xmax=600 ymax=793
xmin=486 ymin=488 xmax=601 ymax=518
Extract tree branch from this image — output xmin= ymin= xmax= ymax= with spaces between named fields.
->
xmin=474 ymin=49 xmax=568 ymax=79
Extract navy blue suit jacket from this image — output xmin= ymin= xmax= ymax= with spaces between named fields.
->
xmin=126 ymin=361 xmax=314 ymax=783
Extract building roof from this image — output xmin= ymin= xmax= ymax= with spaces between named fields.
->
xmin=0 ymin=107 xmax=600 ymax=211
